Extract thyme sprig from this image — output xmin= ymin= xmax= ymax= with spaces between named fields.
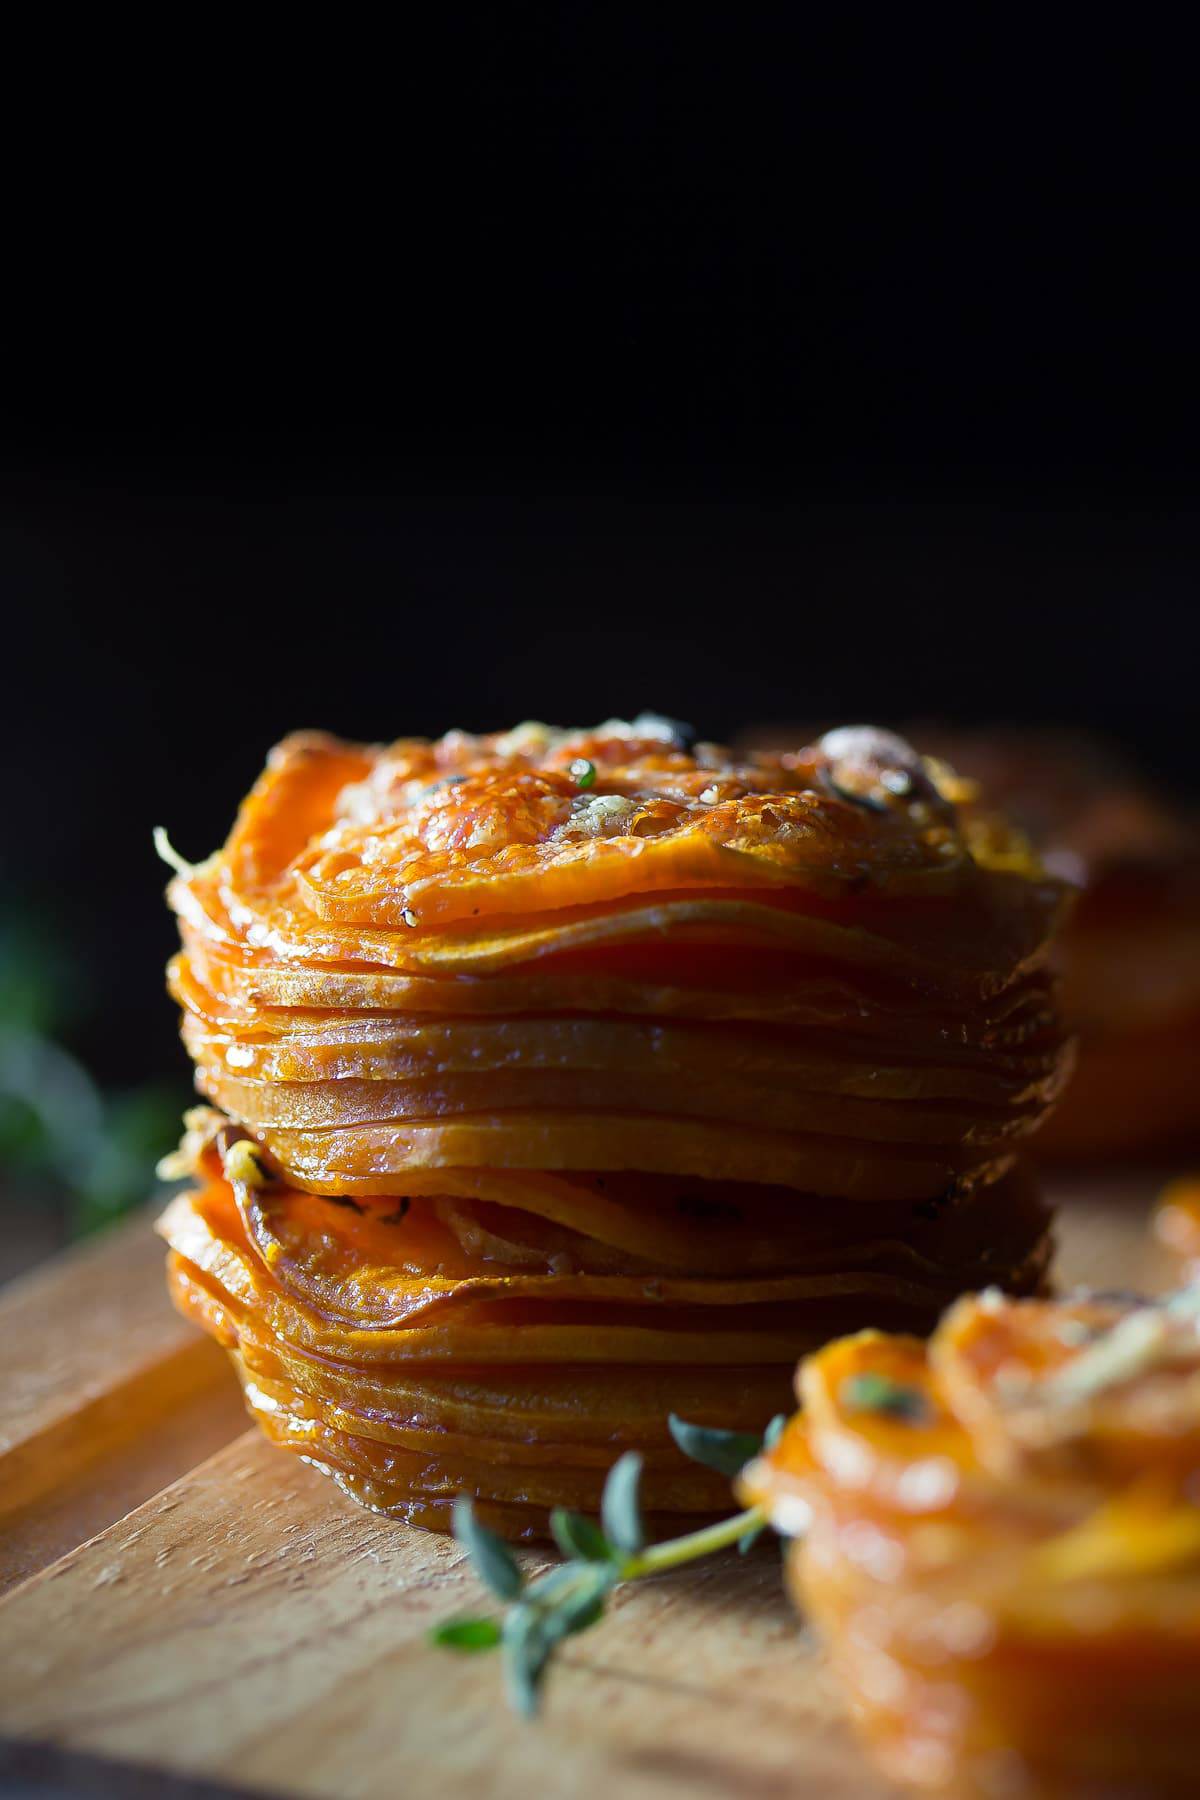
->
xmin=431 ymin=1416 xmax=785 ymax=1714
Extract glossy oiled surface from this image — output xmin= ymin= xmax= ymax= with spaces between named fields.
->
xmin=0 ymin=1173 xmax=1173 ymax=1800
xmin=159 ymin=722 xmax=1070 ymax=1537
xmin=747 ymin=1176 xmax=1198 ymax=1794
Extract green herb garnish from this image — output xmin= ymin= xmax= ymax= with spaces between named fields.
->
xmin=548 ymin=1508 xmax=612 ymax=1562
xmin=432 ymin=1416 xmax=785 ymax=1715
xmin=600 ymin=1449 xmax=646 ymax=1554
xmin=430 ymin=1617 xmax=503 ymax=1651
xmin=570 ymin=759 xmax=597 ymax=790
xmin=840 ymin=1372 xmax=928 ymax=1421
xmin=452 ymin=1494 xmax=524 ymax=1600
xmin=667 ymin=1411 xmax=786 ymax=1477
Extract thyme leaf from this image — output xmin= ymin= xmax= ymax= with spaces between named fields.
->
xmin=502 ymin=1606 xmax=551 ymax=1718
xmin=668 ymin=1412 xmax=787 ymax=1476
xmin=430 ymin=1617 xmax=503 ymax=1651
xmin=600 ymin=1451 xmax=645 ymax=1555
xmin=549 ymin=1508 xmax=615 ymax=1563
xmin=737 ymin=1518 xmax=769 ymax=1554
xmin=763 ymin=1413 xmax=787 ymax=1451
xmin=453 ymin=1496 xmax=524 ymax=1601
xmin=840 ymin=1372 xmax=929 ymax=1421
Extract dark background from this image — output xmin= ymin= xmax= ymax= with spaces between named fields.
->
xmin=2 ymin=16 xmax=1198 ymax=1238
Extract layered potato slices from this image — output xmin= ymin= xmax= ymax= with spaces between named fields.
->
xmin=158 ymin=717 xmax=1071 ymax=1537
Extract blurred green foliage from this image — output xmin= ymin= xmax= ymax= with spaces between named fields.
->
xmin=0 ymin=913 xmax=188 ymax=1235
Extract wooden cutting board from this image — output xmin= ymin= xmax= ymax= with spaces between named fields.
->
xmin=0 ymin=1172 xmax=1180 ymax=1799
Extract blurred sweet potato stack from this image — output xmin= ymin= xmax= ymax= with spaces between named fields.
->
xmin=157 ymin=717 xmax=1071 ymax=1537
xmin=918 ymin=728 xmax=1200 ymax=1157
xmin=746 ymin=1282 xmax=1200 ymax=1794
xmin=743 ymin=722 xmax=1200 ymax=1158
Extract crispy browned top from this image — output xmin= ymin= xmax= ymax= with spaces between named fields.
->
xmin=178 ymin=718 xmax=1055 ymax=938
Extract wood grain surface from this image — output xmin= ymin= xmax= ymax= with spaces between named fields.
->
xmin=0 ymin=1209 xmax=249 ymax=1596
xmin=0 ymin=1169 xmax=1180 ymax=1798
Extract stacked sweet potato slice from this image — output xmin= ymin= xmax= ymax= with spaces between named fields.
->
xmin=158 ymin=718 xmax=1071 ymax=1536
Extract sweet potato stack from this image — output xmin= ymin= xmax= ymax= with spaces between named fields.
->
xmin=918 ymin=728 xmax=1200 ymax=1158
xmin=745 ymin=1285 xmax=1200 ymax=1794
xmin=157 ymin=717 xmax=1071 ymax=1537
